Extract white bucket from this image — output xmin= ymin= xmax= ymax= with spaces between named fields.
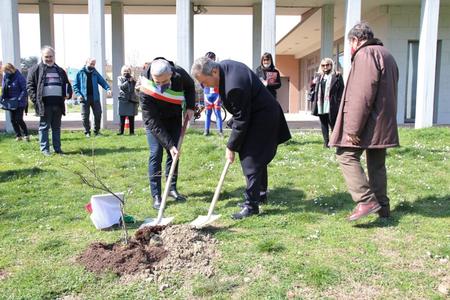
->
xmin=89 ymin=193 xmax=124 ymax=229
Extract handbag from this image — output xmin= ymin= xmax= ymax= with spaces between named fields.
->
xmin=0 ymin=97 xmax=19 ymax=111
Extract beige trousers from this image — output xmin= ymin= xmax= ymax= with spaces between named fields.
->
xmin=336 ymin=148 xmax=389 ymax=206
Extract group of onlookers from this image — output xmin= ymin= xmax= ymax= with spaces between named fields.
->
xmin=1 ymin=22 xmax=398 ymax=222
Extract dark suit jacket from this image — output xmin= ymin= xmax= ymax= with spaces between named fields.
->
xmin=140 ymin=60 xmax=196 ymax=149
xmin=218 ymin=60 xmax=291 ymax=175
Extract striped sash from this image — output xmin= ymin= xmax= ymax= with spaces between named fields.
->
xmin=139 ymin=76 xmax=185 ymax=105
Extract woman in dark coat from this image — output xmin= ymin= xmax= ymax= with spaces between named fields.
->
xmin=191 ymin=57 xmax=291 ymax=219
xmin=255 ymin=52 xmax=282 ymax=99
xmin=117 ymin=65 xmax=139 ymax=135
xmin=1 ymin=63 xmax=29 ymax=141
xmin=308 ymin=58 xmax=344 ymax=147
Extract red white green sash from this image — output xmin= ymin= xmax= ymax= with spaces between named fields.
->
xmin=139 ymin=76 xmax=185 ymax=105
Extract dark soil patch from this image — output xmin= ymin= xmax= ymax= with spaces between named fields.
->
xmin=77 ymin=225 xmax=218 ymax=278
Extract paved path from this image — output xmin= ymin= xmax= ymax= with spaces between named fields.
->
xmin=0 ymin=110 xmax=321 ymax=131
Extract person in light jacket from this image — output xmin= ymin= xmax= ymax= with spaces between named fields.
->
xmin=73 ymin=58 xmax=111 ymax=137
xmin=117 ymin=65 xmax=139 ymax=135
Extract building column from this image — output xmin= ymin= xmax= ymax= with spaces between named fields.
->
xmin=39 ymin=0 xmax=55 ymax=47
xmin=0 ymin=0 xmax=20 ymax=133
xmin=111 ymin=1 xmax=124 ymax=125
xmin=261 ymin=0 xmax=276 ymax=64
xmin=176 ymin=0 xmax=193 ymax=71
xmin=415 ymin=0 xmax=440 ymax=129
xmin=343 ymin=0 xmax=361 ymax=83
xmin=252 ymin=3 xmax=262 ymax=71
xmin=88 ymin=0 xmax=107 ymax=129
xmin=320 ymin=4 xmax=334 ymax=60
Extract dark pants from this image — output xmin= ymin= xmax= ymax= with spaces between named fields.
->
xmin=81 ymin=97 xmax=102 ymax=134
xmin=119 ymin=115 xmax=135 ymax=134
xmin=145 ymin=120 xmax=181 ymax=198
xmin=10 ymin=107 xmax=28 ymax=137
xmin=39 ymin=104 xmax=62 ymax=152
xmin=318 ymin=114 xmax=332 ymax=146
xmin=243 ymin=165 xmax=268 ymax=208
xmin=336 ymin=148 xmax=389 ymax=207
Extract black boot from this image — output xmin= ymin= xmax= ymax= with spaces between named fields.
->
xmin=377 ymin=204 xmax=390 ymax=218
xmin=231 ymin=205 xmax=259 ymax=220
xmin=169 ymin=189 xmax=186 ymax=202
xmin=153 ymin=195 xmax=162 ymax=210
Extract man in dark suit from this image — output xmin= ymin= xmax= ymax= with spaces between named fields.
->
xmin=191 ymin=57 xmax=291 ymax=219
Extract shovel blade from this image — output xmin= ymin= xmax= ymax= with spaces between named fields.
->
xmin=139 ymin=216 xmax=174 ymax=229
xmin=190 ymin=214 xmax=221 ymax=229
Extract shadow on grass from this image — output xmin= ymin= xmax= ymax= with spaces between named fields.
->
xmin=0 ymin=167 xmax=44 ymax=182
xmin=62 ymin=146 xmax=148 ymax=156
xmin=355 ymin=194 xmax=450 ymax=229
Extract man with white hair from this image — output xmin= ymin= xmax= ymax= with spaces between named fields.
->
xmin=27 ymin=46 xmax=72 ymax=156
xmin=73 ymin=58 xmax=111 ymax=137
xmin=191 ymin=57 xmax=291 ymax=219
xmin=140 ymin=57 xmax=195 ymax=210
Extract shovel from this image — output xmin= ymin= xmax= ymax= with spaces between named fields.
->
xmin=141 ymin=116 xmax=190 ymax=228
xmin=191 ymin=160 xmax=231 ymax=228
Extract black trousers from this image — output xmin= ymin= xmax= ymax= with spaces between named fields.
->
xmin=243 ymin=165 xmax=268 ymax=208
xmin=10 ymin=107 xmax=28 ymax=137
xmin=318 ymin=114 xmax=333 ymax=146
xmin=119 ymin=115 xmax=135 ymax=134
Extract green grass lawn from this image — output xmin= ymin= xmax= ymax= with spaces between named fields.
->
xmin=0 ymin=128 xmax=449 ymax=299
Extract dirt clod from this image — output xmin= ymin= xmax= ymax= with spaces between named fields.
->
xmin=77 ymin=225 xmax=218 ymax=278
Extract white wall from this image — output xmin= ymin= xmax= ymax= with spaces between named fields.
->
xmin=382 ymin=5 xmax=450 ymax=125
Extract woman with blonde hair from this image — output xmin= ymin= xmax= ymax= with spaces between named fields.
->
xmin=1 ymin=63 xmax=29 ymax=141
xmin=117 ymin=65 xmax=138 ymax=135
xmin=309 ymin=58 xmax=344 ymax=147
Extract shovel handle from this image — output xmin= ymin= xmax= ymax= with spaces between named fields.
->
xmin=206 ymin=160 xmax=231 ymax=218
xmin=155 ymin=116 xmax=190 ymax=224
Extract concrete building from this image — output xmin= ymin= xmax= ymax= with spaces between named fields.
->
xmin=1 ymin=0 xmax=448 ymax=134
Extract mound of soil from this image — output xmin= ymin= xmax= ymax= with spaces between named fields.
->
xmin=77 ymin=225 xmax=218 ymax=278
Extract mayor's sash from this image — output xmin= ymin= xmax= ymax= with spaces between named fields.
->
xmin=139 ymin=76 xmax=185 ymax=106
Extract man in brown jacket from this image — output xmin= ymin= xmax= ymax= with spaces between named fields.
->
xmin=329 ymin=22 xmax=399 ymax=221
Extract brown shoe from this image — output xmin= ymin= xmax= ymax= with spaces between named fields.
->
xmin=347 ymin=200 xmax=381 ymax=221
xmin=377 ymin=204 xmax=390 ymax=218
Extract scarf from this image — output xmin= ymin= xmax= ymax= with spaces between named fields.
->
xmin=317 ymin=73 xmax=332 ymax=115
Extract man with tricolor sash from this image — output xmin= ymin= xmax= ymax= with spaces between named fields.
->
xmin=139 ymin=58 xmax=196 ymax=210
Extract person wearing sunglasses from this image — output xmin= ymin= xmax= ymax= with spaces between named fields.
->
xmin=309 ymin=58 xmax=344 ymax=148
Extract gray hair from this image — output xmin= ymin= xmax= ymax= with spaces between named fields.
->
xmin=151 ymin=59 xmax=172 ymax=76
xmin=41 ymin=45 xmax=55 ymax=55
xmin=121 ymin=64 xmax=131 ymax=75
xmin=347 ymin=21 xmax=374 ymax=42
xmin=191 ymin=57 xmax=219 ymax=77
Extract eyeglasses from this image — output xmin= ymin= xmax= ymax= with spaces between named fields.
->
xmin=321 ymin=64 xmax=331 ymax=67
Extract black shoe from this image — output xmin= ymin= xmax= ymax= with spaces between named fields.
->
xmin=54 ymin=149 xmax=64 ymax=155
xmin=238 ymin=193 xmax=268 ymax=207
xmin=203 ymin=131 xmax=210 ymax=136
xmin=377 ymin=204 xmax=390 ymax=218
xmin=117 ymin=132 xmax=123 ymax=135
xmin=94 ymin=131 xmax=101 ymax=136
xmin=169 ymin=190 xmax=186 ymax=202
xmin=153 ymin=195 xmax=162 ymax=210
xmin=231 ymin=206 xmax=259 ymax=220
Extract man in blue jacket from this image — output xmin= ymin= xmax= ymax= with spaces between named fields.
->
xmin=73 ymin=58 xmax=111 ymax=137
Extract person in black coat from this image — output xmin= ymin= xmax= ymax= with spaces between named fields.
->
xmin=140 ymin=58 xmax=195 ymax=210
xmin=191 ymin=57 xmax=291 ymax=219
xmin=255 ymin=52 xmax=282 ymax=99
xmin=308 ymin=58 xmax=344 ymax=147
